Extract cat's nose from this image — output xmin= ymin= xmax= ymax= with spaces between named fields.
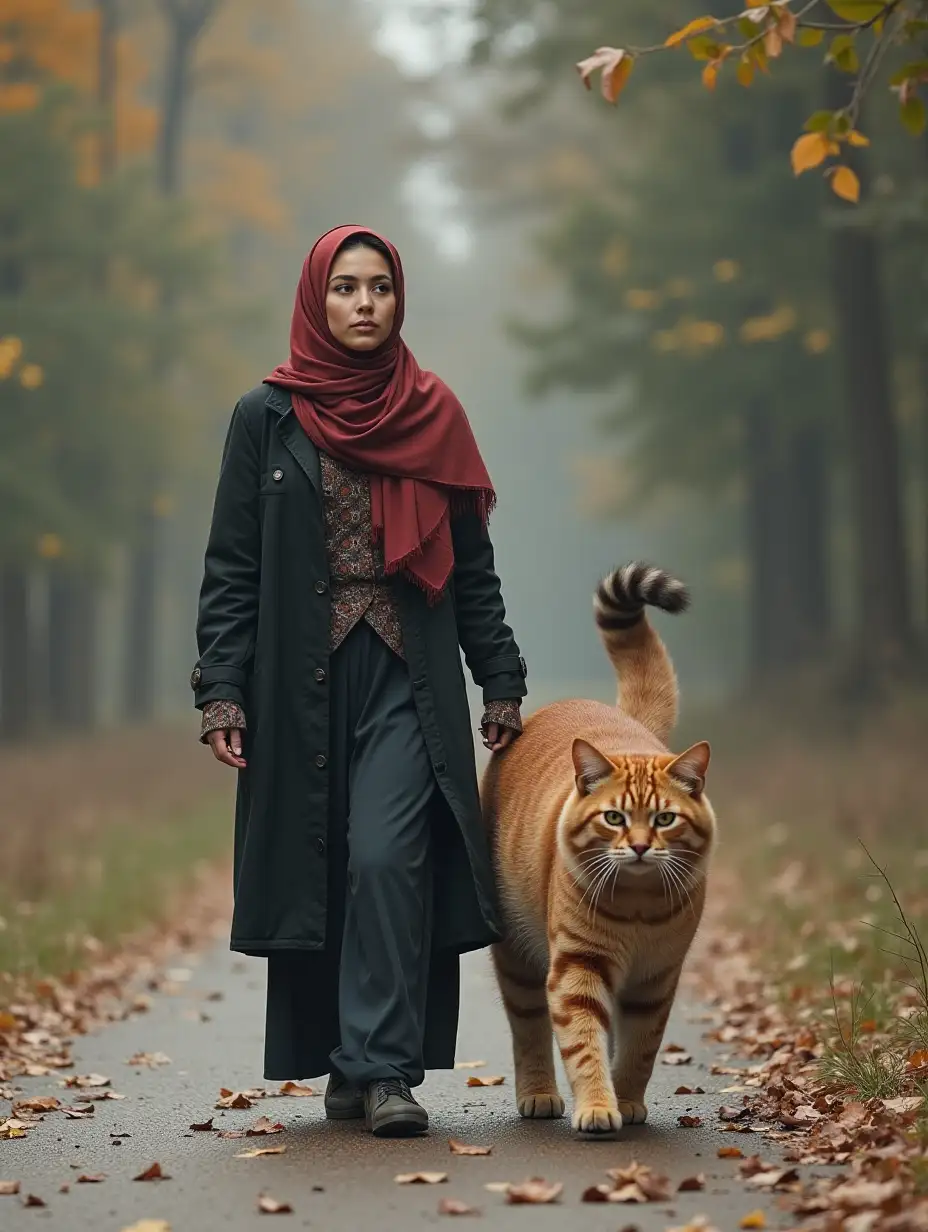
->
xmin=630 ymin=843 xmax=650 ymax=858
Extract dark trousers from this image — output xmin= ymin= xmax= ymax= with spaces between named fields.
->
xmin=263 ymin=621 xmax=436 ymax=1088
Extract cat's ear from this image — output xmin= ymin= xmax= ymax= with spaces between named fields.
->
xmin=572 ymin=739 xmax=615 ymax=796
xmin=665 ymin=741 xmax=711 ymax=797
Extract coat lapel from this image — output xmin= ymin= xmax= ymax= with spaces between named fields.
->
xmin=265 ymin=384 xmax=323 ymax=495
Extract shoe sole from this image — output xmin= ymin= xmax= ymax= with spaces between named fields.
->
xmin=325 ymin=1104 xmax=365 ymax=1121
xmin=367 ymin=1109 xmax=429 ymax=1138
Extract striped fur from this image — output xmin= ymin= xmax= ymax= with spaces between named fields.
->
xmin=483 ymin=562 xmax=715 ymax=1138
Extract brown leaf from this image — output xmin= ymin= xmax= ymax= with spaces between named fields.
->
xmin=76 ymin=1089 xmax=124 ymax=1102
xmin=661 ymin=1052 xmax=693 ymax=1066
xmin=678 ymin=1115 xmax=702 ymax=1127
xmin=121 ymin=1223 xmax=171 ymax=1232
xmin=133 ymin=1163 xmax=170 ymax=1182
xmin=22 ymin=1193 xmax=46 ymax=1207
xmin=454 ymin=1060 xmax=486 ymax=1069
xmin=718 ymin=1147 xmax=745 ymax=1159
xmin=247 ymin=1116 xmax=285 ymax=1136
xmin=744 ymin=1167 xmax=800 ymax=1191
xmin=609 ymin=1184 xmax=650 ymax=1204
xmin=0 ymin=1119 xmax=29 ymax=1139
xmin=740 ymin=1213 xmax=766 ymax=1230
xmin=61 ymin=1105 xmax=94 ymax=1118
xmin=506 ymin=1178 xmax=563 ymax=1205
xmin=582 ymin=1184 xmax=616 ymax=1203
xmin=64 ymin=1073 xmax=110 ymax=1088
xmin=235 ymin=1147 xmax=287 ymax=1159
xmin=0 ymin=1180 xmax=21 ymax=1195
xmin=395 ymin=1172 xmax=449 ymax=1185
xmin=575 ymin=47 xmax=635 ymax=103
xmin=829 ymin=1179 xmax=904 ymax=1210
xmin=719 ymin=1104 xmax=751 ymax=1121
xmin=678 ymin=1175 xmax=706 ymax=1192
xmin=12 ymin=1096 xmax=60 ymax=1114
xmin=449 ymin=1138 xmax=491 ymax=1156
xmin=466 ymin=1076 xmax=505 ymax=1087
xmin=258 ymin=1193 xmax=293 ymax=1214
xmin=190 ymin=1117 xmax=214 ymax=1131
xmin=0 ymin=1011 xmax=20 ymax=1032
xmin=607 ymin=1163 xmax=672 ymax=1203
xmin=278 ymin=1082 xmax=317 ymax=1097
xmin=438 ymin=1198 xmax=480 ymax=1216
xmin=126 ymin=1052 xmax=171 ymax=1068
xmin=675 ymin=1086 xmax=706 ymax=1095
xmin=216 ymin=1091 xmax=255 ymax=1110
xmin=77 ymin=1173 xmax=106 ymax=1183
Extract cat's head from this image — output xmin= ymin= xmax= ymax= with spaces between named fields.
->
xmin=560 ymin=739 xmax=716 ymax=890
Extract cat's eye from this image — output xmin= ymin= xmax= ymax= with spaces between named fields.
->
xmin=603 ymin=810 xmax=627 ymax=826
xmin=653 ymin=811 xmax=677 ymax=827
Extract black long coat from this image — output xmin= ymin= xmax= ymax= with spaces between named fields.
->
xmin=192 ymin=382 xmax=527 ymax=964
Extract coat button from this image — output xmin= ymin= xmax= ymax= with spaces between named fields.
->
xmin=272 ymin=468 xmax=284 ymax=482
xmin=315 ymin=753 xmax=327 ymax=769
xmin=434 ymin=760 xmax=446 ymax=774
xmin=190 ymin=666 xmax=201 ymax=689
xmin=314 ymin=580 xmax=328 ymax=595
xmin=314 ymin=668 xmax=326 ymax=683
xmin=315 ymin=837 xmax=326 ymax=854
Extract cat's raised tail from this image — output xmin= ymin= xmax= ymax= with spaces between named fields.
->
xmin=593 ymin=563 xmax=690 ymax=745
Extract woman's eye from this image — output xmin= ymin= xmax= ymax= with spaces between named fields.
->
xmin=374 ymin=283 xmax=393 ymax=294
xmin=653 ymin=811 xmax=677 ymax=827
xmin=603 ymin=810 xmax=626 ymax=826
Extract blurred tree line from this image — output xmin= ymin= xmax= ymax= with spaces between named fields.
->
xmin=0 ymin=0 xmax=420 ymax=742
xmin=464 ymin=0 xmax=928 ymax=697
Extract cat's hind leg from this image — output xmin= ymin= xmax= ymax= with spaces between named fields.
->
xmin=491 ymin=942 xmax=565 ymax=1119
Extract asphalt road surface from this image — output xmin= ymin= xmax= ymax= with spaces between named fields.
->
xmin=1 ymin=936 xmax=798 ymax=1232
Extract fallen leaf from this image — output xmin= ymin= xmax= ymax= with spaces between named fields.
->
xmin=0 ymin=1119 xmax=29 ymax=1139
xmin=718 ymin=1147 xmax=744 ymax=1159
xmin=609 ymin=1184 xmax=651 ymax=1204
xmin=120 ymin=1223 xmax=171 ymax=1232
xmin=216 ymin=1091 xmax=254 ymax=1110
xmin=0 ymin=1181 xmax=21 ymax=1195
xmin=61 ymin=1105 xmax=94 ymax=1118
xmin=257 ymin=1193 xmax=293 ymax=1214
xmin=235 ymin=1146 xmax=287 ymax=1159
xmin=77 ymin=1173 xmax=106 ymax=1183
xmin=190 ymin=1117 xmax=214 ymax=1132
xmin=449 ymin=1138 xmax=491 ymax=1156
xmin=740 ymin=1213 xmax=766 ymax=1230
xmin=216 ymin=1130 xmax=247 ymax=1139
xmin=75 ymin=1089 xmax=124 ymax=1102
xmin=675 ymin=1086 xmax=706 ymax=1095
xmin=506 ymin=1178 xmax=563 ymax=1205
xmin=607 ymin=1162 xmax=672 ymax=1203
xmin=583 ymin=1184 xmax=616 ymax=1203
xmin=439 ymin=1198 xmax=480 ymax=1216
xmin=247 ymin=1116 xmax=285 ymax=1136
xmin=22 ymin=1193 xmax=46 ymax=1207
xmin=829 ymin=1178 xmax=904 ymax=1210
xmin=719 ymin=1104 xmax=751 ymax=1121
xmin=133 ymin=1163 xmax=170 ymax=1182
xmin=12 ymin=1096 xmax=60 ymax=1114
xmin=64 ymin=1073 xmax=110 ymax=1088
xmin=126 ymin=1052 xmax=171 ymax=1068
xmin=466 ymin=1075 xmax=505 ymax=1087
xmin=661 ymin=1052 xmax=693 ymax=1066
xmin=454 ymin=1061 xmax=486 ymax=1069
xmin=484 ymin=1182 xmax=512 ymax=1194
xmin=664 ymin=1042 xmax=687 ymax=1052
xmin=278 ymin=1082 xmax=316 ymax=1097
xmin=0 ymin=1011 xmax=19 ymax=1032
xmin=667 ymin=1219 xmax=720 ymax=1232
xmin=882 ymin=1096 xmax=923 ymax=1114
xmin=678 ymin=1115 xmax=702 ymax=1127
xmin=744 ymin=1167 xmax=800 ymax=1190
xmin=678 ymin=1175 xmax=706 ymax=1192
xmin=396 ymin=1172 xmax=449 ymax=1185
xmin=908 ymin=1048 xmax=928 ymax=1069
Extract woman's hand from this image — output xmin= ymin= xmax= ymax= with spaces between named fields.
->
xmin=207 ymin=727 xmax=247 ymax=770
xmin=483 ymin=723 xmax=519 ymax=754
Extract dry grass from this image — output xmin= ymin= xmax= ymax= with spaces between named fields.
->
xmin=0 ymin=725 xmax=233 ymax=995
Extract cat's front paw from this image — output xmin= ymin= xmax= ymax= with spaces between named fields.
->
xmin=517 ymin=1091 xmax=565 ymax=1119
xmin=571 ymin=1103 xmax=623 ymax=1138
xmin=616 ymin=1098 xmax=648 ymax=1124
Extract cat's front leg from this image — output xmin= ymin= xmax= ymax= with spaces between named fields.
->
xmin=492 ymin=942 xmax=565 ymax=1119
xmin=546 ymin=945 xmax=620 ymax=1137
xmin=611 ymin=971 xmax=679 ymax=1123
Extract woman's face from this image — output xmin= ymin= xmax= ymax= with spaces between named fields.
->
xmin=325 ymin=245 xmax=396 ymax=351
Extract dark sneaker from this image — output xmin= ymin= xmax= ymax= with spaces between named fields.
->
xmin=324 ymin=1073 xmax=365 ymax=1121
xmin=364 ymin=1078 xmax=429 ymax=1137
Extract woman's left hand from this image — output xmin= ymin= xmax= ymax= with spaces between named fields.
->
xmin=483 ymin=723 xmax=519 ymax=754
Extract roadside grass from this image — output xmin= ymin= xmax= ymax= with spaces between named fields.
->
xmin=0 ymin=725 xmax=232 ymax=1002
xmin=684 ymin=685 xmax=928 ymax=1107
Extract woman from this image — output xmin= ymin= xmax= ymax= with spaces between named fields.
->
xmin=192 ymin=225 xmax=526 ymax=1138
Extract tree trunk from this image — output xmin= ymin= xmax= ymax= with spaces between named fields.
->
xmin=0 ymin=566 xmax=32 ymax=741
xmin=781 ymin=421 xmax=831 ymax=663
xmin=743 ymin=400 xmax=790 ymax=681
xmin=826 ymin=70 xmax=911 ymax=678
xmin=47 ymin=567 xmax=98 ymax=730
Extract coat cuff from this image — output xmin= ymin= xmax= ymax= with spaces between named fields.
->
xmin=200 ymin=699 xmax=247 ymax=744
xmin=481 ymin=699 xmax=522 ymax=734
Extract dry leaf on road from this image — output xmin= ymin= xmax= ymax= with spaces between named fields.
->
xmin=190 ymin=1117 xmax=214 ymax=1131
xmin=22 ymin=1193 xmax=47 ymax=1207
xmin=236 ymin=1147 xmax=287 ymax=1159
xmin=258 ymin=1193 xmax=293 ymax=1214
xmin=216 ymin=1090 xmax=255 ymax=1110
xmin=466 ymin=1076 xmax=505 ymax=1087
xmin=449 ymin=1138 xmax=491 ymax=1156
xmin=661 ymin=1053 xmax=693 ymax=1066
xmin=454 ymin=1061 xmax=486 ymax=1069
xmin=606 ymin=1163 xmax=672 ymax=1203
xmin=77 ymin=1173 xmax=106 ymax=1183
xmin=133 ymin=1163 xmax=170 ymax=1182
xmin=126 ymin=1052 xmax=171 ymax=1068
xmin=675 ymin=1085 xmax=706 ymax=1095
xmin=246 ymin=1116 xmax=285 ymax=1136
xmin=395 ymin=1172 xmax=449 ymax=1185
xmin=0 ymin=1119 xmax=29 ymax=1139
xmin=678 ymin=1115 xmax=702 ymax=1127
xmin=278 ymin=1082 xmax=316 ymax=1097
xmin=678 ymin=1175 xmax=706 ymax=1192
xmin=61 ymin=1105 xmax=94 ymax=1118
xmin=718 ymin=1147 xmax=745 ymax=1159
xmin=0 ymin=1180 xmax=21 ymax=1195
xmin=506 ymin=1178 xmax=563 ymax=1205
xmin=740 ymin=1213 xmax=767 ymax=1229
xmin=121 ymin=1220 xmax=171 ymax=1232
xmin=13 ymin=1096 xmax=59 ymax=1114
xmin=63 ymin=1073 xmax=110 ymax=1088
xmin=439 ymin=1197 xmax=480 ymax=1215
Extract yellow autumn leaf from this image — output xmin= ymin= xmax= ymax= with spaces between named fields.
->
xmin=665 ymin=16 xmax=720 ymax=47
xmin=846 ymin=129 xmax=870 ymax=146
xmin=737 ymin=56 xmax=755 ymax=87
xmin=791 ymin=131 xmax=834 ymax=175
xmin=703 ymin=61 xmax=720 ymax=90
xmin=830 ymin=164 xmax=860 ymax=202
xmin=19 ymin=363 xmax=43 ymax=390
xmin=740 ymin=1212 xmax=767 ymax=1230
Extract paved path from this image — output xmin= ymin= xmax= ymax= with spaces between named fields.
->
xmin=1 ymin=938 xmax=795 ymax=1231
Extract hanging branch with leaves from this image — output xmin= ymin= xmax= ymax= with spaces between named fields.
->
xmin=576 ymin=0 xmax=928 ymax=202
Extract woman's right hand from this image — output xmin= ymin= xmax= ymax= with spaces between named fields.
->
xmin=207 ymin=727 xmax=247 ymax=770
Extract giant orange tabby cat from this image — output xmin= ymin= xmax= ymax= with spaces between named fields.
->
xmin=482 ymin=563 xmax=715 ymax=1139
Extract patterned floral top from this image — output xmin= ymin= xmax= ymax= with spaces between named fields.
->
xmin=200 ymin=453 xmax=522 ymax=742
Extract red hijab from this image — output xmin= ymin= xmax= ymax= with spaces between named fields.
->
xmin=265 ymin=225 xmax=495 ymax=603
